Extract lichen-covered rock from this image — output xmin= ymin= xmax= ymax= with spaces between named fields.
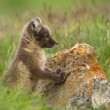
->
xmin=35 ymin=43 xmax=110 ymax=110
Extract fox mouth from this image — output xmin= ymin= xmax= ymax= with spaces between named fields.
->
xmin=42 ymin=42 xmax=58 ymax=48
xmin=44 ymin=44 xmax=56 ymax=48
xmin=41 ymin=39 xmax=58 ymax=48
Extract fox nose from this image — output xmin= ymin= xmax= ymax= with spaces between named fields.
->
xmin=49 ymin=37 xmax=58 ymax=45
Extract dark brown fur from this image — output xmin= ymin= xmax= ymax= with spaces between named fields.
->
xmin=3 ymin=17 xmax=67 ymax=91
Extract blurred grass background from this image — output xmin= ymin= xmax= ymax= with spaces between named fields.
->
xmin=0 ymin=0 xmax=110 ymax=110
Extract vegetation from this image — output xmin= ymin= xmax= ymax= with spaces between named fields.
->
xmin=0 ymin=0 xmax=110 ymax=110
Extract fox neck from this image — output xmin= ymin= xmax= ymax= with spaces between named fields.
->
xmin=19 ymin=30 xmax=43 ymax=52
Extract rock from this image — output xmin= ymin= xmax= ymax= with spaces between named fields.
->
xmin=35 ymin=43 xmax=110 ymax=110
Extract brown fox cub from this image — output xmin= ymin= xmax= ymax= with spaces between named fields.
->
xmin=4 ymin=17 xmax=68 ymax=91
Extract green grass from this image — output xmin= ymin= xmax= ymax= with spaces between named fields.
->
xmin=0 ymin=0 xmax=110 ymax=110
xmin=0 ymin=83 xmax=49 ymax=110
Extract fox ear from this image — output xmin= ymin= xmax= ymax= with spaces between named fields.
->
xmin=35 ymin=17 xmax=42 ymax=24
xmin=30 ymin=20 xmax=41 ymax=33
xmin=31 ymin=21 xmax=36 ymax=29
xmin=31 ymin=20 xmax=39 ymax=30
xmin=31 ymin=17 xmax=42 ymax=30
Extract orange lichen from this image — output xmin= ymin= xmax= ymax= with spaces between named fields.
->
xmin=75 ymin=47 xmax=87 ymax=56
xmin=86 ymin=89 xmax=93 ymax=96
xmin=88 ymin=80 xmax=94 ymax=87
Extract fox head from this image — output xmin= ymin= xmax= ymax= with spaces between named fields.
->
xmin=24 ymin=17 xmax=58 ymax=48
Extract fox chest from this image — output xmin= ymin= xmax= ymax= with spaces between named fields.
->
xmin=23 ymin=45 xmax=46 ymax=70
xmin=31 ymin=50 xmax=46 ymax=70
